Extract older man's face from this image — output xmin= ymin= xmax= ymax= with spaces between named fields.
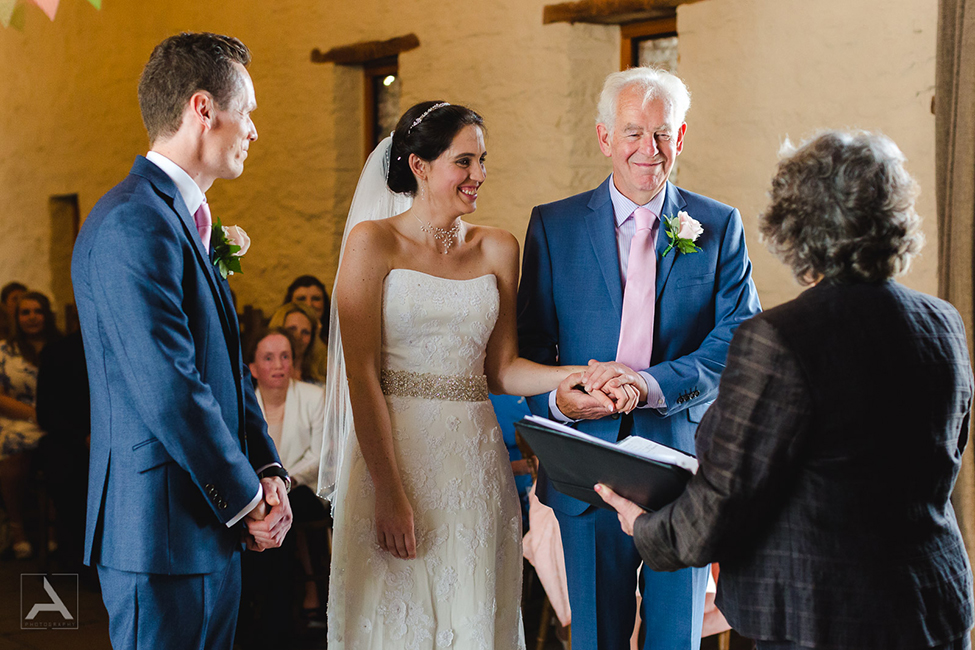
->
xmin=597 ymin=84 xmax=685 ymax=205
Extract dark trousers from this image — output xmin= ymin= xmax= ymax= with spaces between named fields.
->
xmin=38 ymin=435 xmax=88 ymax=571
xmin=757 ymin=636 xmax=972 ymax=650
xmin=236 ymin=485 xmax=328 ymax=649
xmin=97 ymin=552 xmax=241 ymax=650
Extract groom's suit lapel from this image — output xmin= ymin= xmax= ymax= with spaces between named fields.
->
xmin=133 ymin=157 xmax=243 ymax=379
xmin=654 ymin=182 xmax=687 ymax=304
xmin=585 ymin=178 xmax=624 ymax=318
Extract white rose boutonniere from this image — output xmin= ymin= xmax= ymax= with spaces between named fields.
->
xmin=210 ymin=218 xmax=250 ymax=279
xmin=661 ymin=210 xmax=703 ymax=258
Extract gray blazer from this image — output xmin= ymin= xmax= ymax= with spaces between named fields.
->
xmin=635 ymin=280 xmax=974 ymax=648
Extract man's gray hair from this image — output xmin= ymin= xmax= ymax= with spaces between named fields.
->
xmin=596 ymin=67 xmax=691 ymax=134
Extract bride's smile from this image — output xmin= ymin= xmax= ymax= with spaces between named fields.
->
xmin=415 ymin=123 xmax=487 ymax=219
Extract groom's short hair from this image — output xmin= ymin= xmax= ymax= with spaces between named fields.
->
xmin=596 ymin=67 xmax=691 ymax=135
xmin=138 ymin=32 xmax=251 ymax=144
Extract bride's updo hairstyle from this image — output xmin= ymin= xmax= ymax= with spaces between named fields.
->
xmin=387 ymin=101 xmax=485 ymax=195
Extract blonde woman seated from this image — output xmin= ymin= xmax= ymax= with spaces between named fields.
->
xmin=268 ymin=302 xmax=327 ymax=385
xmin=248 ymin=327 xmax=328 ymax=618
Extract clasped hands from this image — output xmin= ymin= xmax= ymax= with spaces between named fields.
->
xmin=556 ymin=360 xmax=649 ymax=421
xmin=243 ymin=476 xmax=293 ymax=551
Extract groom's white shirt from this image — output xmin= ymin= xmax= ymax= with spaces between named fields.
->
xmin=145 ymin=150 xmax=265 ymax=528
xmin=548 ymin=174 xmax=667 ymax=422
xmin=146 ymin=151 xmax=205 ymax=214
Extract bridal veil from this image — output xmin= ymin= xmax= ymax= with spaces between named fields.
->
xmin=317 ymin=136 xmax=412 ymax=506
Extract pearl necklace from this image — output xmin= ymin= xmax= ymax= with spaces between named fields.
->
xmin=412 ymin=214 xmax=462 ymax=254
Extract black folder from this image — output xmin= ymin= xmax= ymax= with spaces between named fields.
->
xmin=515 ymin=417 xmax=694 ymax=512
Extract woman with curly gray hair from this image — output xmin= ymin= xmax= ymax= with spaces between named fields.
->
xmin=759 ymin=130 xmax=923 ymax=284
xmin=598 ymin=130 xmax=974 ymax=649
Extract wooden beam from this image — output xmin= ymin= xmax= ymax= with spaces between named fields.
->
xmin=311 ymin=33 xmax=420 ymax=66
xmin=543 ymin=0 xmax=703 ymax=25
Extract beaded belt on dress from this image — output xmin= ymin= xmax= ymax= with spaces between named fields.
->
xmin=380 ymin=369 xmax=489 ymax=402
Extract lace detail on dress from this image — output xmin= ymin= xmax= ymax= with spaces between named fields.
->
xmin=328 ymin=270 xmax=525 ymax=650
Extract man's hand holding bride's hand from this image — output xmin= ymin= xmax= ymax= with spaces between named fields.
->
xmin=583 ymin=360 xmax=648 ymax=412
xmin=376 ymin=488 xmax=417 ymax=560
xmin=555 ymin=367 xmax=641 ymax=420
xmin=556 ymin=371 xmax=616 ymax=420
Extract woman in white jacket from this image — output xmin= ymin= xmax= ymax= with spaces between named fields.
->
xmin=250 ymin=327 xmax=328 ymax=623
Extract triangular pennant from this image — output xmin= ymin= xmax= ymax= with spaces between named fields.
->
xmin=27 ymin=0 xmax=58 ymax=21
xmin=10 ymin=1 xmax=25 ymax=29
xmin=0 ymin=0 xmax=17 ymax=28
xmin=85 ymin=0 xmax=100 ymax=8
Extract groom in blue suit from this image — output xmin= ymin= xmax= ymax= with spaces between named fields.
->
xmin=72 ymin=33 xmax=292 ymax=649
xmin=518 ymin=68 xmax=761 ymax=649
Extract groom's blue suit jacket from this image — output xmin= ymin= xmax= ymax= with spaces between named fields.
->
xmin=72 ymin=156 xmax=279 ymax=574
xmin=518 ymin=177 xmax=761 ymax=516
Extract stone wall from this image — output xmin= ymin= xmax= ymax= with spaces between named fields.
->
xmin=0 ymin=0 xmax=937 ymax=316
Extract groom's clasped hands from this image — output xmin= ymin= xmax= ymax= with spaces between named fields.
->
xmin=558 ymin=360 xmax=649 ymax=420
xmin=242 ymin=476 xmax=294 ymax=552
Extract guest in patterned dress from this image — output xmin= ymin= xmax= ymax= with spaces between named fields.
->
xmin=0 ymin=291 xmax=61 ymax=558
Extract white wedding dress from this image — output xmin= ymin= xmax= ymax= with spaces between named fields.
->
xmin=327 ymin=268 xmax=526 ymax=650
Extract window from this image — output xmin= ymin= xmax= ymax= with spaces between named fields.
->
xmin=48 ymin=193 xmax=80 ymax=331
xmin=364 ymin=57 xmax=401 ymax=157
xmin=620 ymin=17 xmax=677 ymax=71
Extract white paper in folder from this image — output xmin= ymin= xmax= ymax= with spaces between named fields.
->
xmin=523 ymin=415 xmax=699 ymax=475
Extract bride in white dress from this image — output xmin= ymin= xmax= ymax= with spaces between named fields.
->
xmin=319 ymin=102 xmax=638 ymax=649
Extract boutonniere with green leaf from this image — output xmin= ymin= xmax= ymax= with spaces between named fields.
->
xmin=209 ymin=218 xmax=251 ymax=280
xmin=661 ymin=210 xmax=704 ymax=257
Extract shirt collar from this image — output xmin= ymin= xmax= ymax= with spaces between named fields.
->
xmin=608 ymin=174 xmax=668 ymax=228
xmin=145 ymin=151 xmax=206 ymax=215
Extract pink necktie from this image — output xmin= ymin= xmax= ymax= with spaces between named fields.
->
xmin=194 ymin=201 xmax=212 ymax=253
xmin=617 ymin=207 xmax=657 ymax=370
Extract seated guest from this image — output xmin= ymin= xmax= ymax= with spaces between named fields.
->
xmin=268 ymin=302 xmax=326 ymax=385
xmin=0 ymin=291 xmax=61 ymax=559
xmin=0 ymin=282 xmax=27 ymax=341
xmin=35 ymin=329 xmax=90 ymax=572
xmin=284 ymin=275 xmax=330 ymax=343
xmin=245 ymin=328 xmax=328 ymax=631
xmin=598 ymin=131 xmax=974 ymax=649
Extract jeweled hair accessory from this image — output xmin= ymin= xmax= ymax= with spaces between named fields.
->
xmin=407 ymin=102 xmax=450 ymax=135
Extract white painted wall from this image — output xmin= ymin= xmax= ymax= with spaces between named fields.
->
xmin=677 ymin=0 xmax=938 ymax=307
xmin=0 ymin=0 xmax=937 ymax=315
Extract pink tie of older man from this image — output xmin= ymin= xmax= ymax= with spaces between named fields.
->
xmin=616 ymin=206 xmax=657 ymax=371
xmin=194 ymin=201 xmax=212 ymax=253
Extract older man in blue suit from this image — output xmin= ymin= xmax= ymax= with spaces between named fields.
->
xmin=72 ymin=33 xmax=292 ymax=650
xmin=518 ymin=67 xmax=761 ymax=650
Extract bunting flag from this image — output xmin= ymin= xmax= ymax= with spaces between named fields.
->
xmin=28 ymin=0 xmax=59 ymax=21
xmin=0 ymin=0 xmax=17 ymax=27
xmin=9 ymin=2 xmax=25 ymax=29
xmin=1 ymin=0 xmax=101 ymax=29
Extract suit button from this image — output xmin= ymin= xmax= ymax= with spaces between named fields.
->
xmin=205 ymin=484 xmax=216 ymax=495
xmin=610 ymin=413 xmax=620 ymax=420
